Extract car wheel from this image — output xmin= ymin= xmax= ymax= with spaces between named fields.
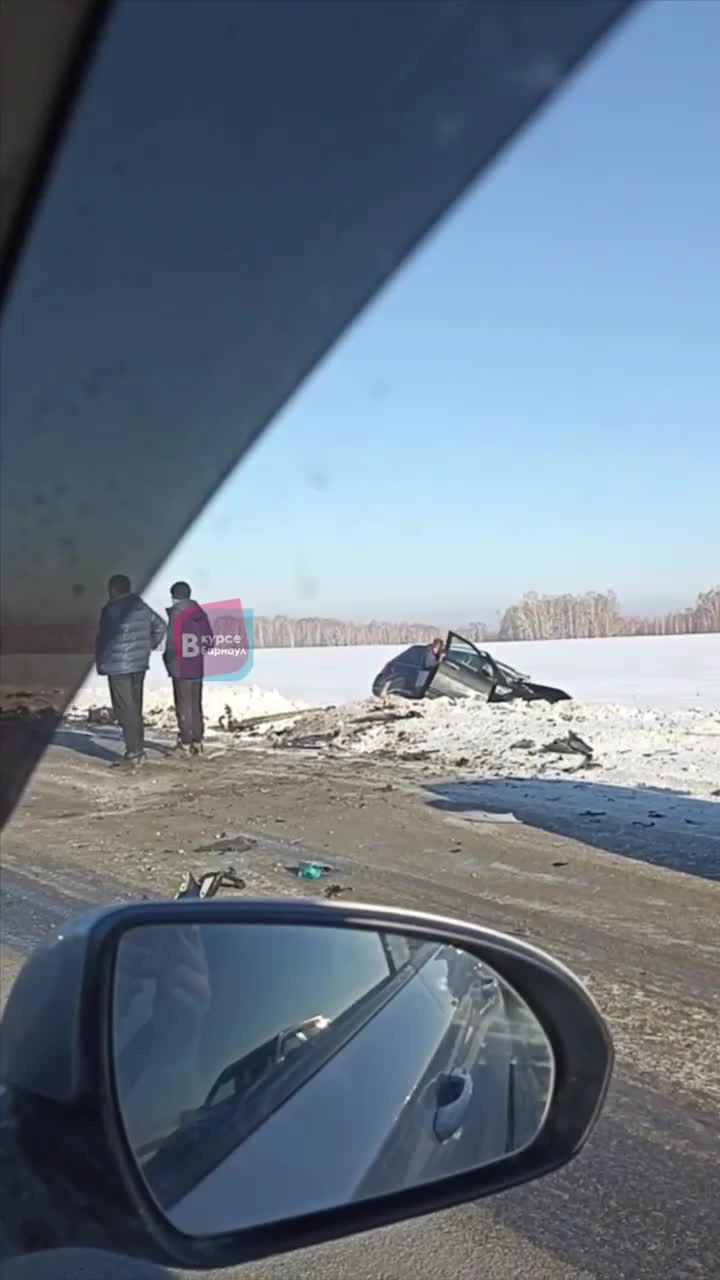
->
xmin=379 ymin=678 xmax=407 ymax=698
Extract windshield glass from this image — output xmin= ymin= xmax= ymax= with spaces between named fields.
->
xmin=1 ymin=3 xmax=719 ymax=1274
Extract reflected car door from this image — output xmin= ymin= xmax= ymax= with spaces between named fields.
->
xmin=353 ymin=947 xmax=517 ymax=1197
xmin=149 ymin=944 xmax=486 ymax=1235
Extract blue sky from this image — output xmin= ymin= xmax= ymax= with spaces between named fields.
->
xmin=153 ymin=0 xmax=719 ymax=621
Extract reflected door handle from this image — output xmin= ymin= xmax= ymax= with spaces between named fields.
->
xmin=433 ymin=1069 xmax=473 ymax=1141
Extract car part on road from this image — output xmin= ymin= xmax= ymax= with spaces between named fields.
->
xmin=324 ymin=884 xmax=353 ymax=900
xmin=217 ymin=706 xmax=313 ymax=733
xmin=174 ymin=868 xmax=247 ymax=900
xmin=194 ymin=835 xmax=258 ymax=856
xmin=541 ymin=733 xmax=594 ymax=760
xmin=87 ymin=707 xmax=117 ymax=726
xmin=373 ymin=632 xmax=572 ymax=705
xmin=295 ymin=861 xmax=333 ymax=880
xmin=1 ymin=898 xmax=613 ymax=1270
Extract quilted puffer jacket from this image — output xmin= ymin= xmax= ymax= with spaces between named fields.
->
xmin=95 ymin=594 xmax=166 ymax=676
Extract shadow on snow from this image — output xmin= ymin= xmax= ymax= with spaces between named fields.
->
xmin=424 ymin=775 xmax=720 ymax=882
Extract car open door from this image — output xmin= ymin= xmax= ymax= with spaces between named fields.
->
xmin=428 ymin=633 xmax=571 ymax=704
xmin=428 ymin=633 xmax=502 ymax=700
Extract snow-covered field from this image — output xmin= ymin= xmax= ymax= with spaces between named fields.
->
xmin=64 ymin=632 xmax=720 ymax=714
xmin=49 ymin=634 xmax=720 ymax=876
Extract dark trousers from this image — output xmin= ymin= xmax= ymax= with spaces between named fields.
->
xmin=172 ymin=677 xmax=204 ymax=745
xmin=108 ymin=672 xmax=145 ymax=758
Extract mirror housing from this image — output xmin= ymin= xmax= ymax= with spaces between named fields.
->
xmin=1 ymin=899 xmax=613 ymax=1270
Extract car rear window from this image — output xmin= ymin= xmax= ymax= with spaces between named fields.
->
xmin=395 ymin=646 xmax=427 ymax=668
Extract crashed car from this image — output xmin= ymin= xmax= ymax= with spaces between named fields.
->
xmin=372 ymin=631 xmax=571 ymax=705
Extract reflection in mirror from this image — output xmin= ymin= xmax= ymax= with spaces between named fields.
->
xmin=111 ymin=922 xmax=554 ymax=1236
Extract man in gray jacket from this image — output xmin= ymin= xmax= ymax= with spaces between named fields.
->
xmin=95 ymin=575 xmax=166 ymax=769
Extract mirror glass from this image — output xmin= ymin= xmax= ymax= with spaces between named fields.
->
xmin=110 ymin=921 xmax=554 ymax=1235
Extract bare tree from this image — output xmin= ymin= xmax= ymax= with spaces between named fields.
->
xmin=497 ymin=587 xmax=720 ymax=641
xmin=3 ymin=588 xmax=718 ymax=653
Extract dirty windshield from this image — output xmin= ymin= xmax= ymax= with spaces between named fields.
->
xmin=1 ymin=1 xmax=719 ymax=1277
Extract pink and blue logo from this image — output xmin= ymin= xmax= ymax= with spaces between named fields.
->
xmin=172 ymin=597 xmax=254 ymax=682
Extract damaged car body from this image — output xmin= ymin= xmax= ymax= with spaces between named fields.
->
xmin=372 ymin=632 xmax=571 ymax=706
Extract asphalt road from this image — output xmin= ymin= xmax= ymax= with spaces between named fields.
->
xmin=1 ymin=733 xmax=719 ymax=1278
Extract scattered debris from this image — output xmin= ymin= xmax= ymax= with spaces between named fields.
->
xmin=217 ymin=705 xmax=310 ymax=733
xmin=87 ymin=706 xmax=116 ymax=726
xmin=280 ymin=731 xmax=342 ymax=750
xmin=324 ymin=883 xmax=353 ymax=899
xmin=194 ymin=835 xmax=257 ymax=855
xmin=295 ymin=860 xmax=333 ymax=881
xmin=57 ymin=681 xmax=720 ymax=810
xmin=352 ymin=708 xmax=423 ymax=726
xmin=174 ymin=866 xmax=247 ymax=899
xmin=542 ymin=731 xmax=594 ymax=761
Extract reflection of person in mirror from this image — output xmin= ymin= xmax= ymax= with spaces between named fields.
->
xmin=114 ymin=926 xmax=211 ymax=1152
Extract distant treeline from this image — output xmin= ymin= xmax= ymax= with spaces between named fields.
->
xmin=3 ymin=586 xmax=718 ymax=652
xmin=494 ymin=587 xmax=720 ymax=641
xmin=250 ymin=587 xmax=720 ymax=643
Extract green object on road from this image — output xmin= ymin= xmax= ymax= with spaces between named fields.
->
xmin=296 ymin=861 xmax=330 ymax=880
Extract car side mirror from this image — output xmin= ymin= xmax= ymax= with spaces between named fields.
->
xmin=1 ymin=900 xmax=613 ymax=1271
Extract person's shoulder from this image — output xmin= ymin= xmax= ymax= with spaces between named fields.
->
xmin=184 ymin=601 xmax=207 ymax=622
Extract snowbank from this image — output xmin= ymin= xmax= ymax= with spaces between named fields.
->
xmin=64 ymin=670 xmax=720 ymax=803
xmin=339 ymin=697 xmax=720 ymax=879
xmin=358 ymin=698 xmax=720 ymax=797
xmin=269 ymin=696 xmax=720 ymax=802
xmin=66 ymin=682 xmax=308 ymax=732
